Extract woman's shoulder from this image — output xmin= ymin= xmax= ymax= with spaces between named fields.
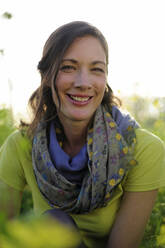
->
xmin=2 ymin=129 xmax=32 ymax=153
xmin=123 ymin=128 xmax=165 ymax=191
xmin=135 ymin=128 xmax=165 ymax=153
xmin=0 ymin=129 xmax=31 ymax=190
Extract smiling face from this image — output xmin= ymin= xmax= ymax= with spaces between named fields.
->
xmin=52 ymin=35 xmax=107 ymax=126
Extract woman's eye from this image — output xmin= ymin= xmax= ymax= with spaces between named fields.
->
xmin=60 ymin=65 xmax=75 ymax=72
xmin=92 ymin=67 xmax=105 ymax=73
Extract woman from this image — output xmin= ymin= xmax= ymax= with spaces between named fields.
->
xmin=0 ymin=21 xmax=165 ymax=248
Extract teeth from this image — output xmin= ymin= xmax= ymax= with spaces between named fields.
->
xmin=70 ymin=95 xmax=90 ymax=102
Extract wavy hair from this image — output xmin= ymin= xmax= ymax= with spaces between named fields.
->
xmin=21 ymin=21 xmax=121 ymax=137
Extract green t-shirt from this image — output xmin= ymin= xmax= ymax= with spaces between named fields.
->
xmin=0 ymin=128 xmax=165 ymax=247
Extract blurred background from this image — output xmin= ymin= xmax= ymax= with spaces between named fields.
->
xmin=0 ymin=1 xmax=165 ymax=247
xmin=0 ymin=0 xmax=165 ymax=119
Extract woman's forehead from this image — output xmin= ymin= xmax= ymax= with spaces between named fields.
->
xmin=62 ymin=35 xmax=106 ymax=63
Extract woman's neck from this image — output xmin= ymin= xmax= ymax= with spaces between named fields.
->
xmin=58 ymin=117 xmax=90 ymax=157
xmin=64 ymin=122 xmax=88 ymax=147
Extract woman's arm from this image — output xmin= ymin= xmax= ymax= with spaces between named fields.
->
xmin=0 ymin=179 xmax=23 ymax=219
xmin=107 ymin=190 xmax=158 ymax=248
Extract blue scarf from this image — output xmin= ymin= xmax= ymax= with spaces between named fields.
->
xmin=32 ymin=105 xmax=139 ymax=214
xmin=49 ymin=121 xmax=88 ymax=185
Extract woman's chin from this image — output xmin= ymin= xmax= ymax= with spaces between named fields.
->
xmin=59 ymin=112 xmax=93 ymax=124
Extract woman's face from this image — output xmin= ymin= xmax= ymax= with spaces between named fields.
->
xmin=53 ymin=35 xmax=107 ymax=125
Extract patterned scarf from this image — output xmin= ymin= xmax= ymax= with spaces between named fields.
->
xmin=32 ymin=105 xmax=139 ymax=214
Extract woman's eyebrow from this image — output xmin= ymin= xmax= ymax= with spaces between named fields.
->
xmin=62 ymin=59 xmax=106 ymax=66
xmin=61 ymin=59 xmax=77 ymax=64
xmin=91 ymin=61 xmax=106 ymax=66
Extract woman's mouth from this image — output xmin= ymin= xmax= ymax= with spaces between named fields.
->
xmin=67 ymin=94 xmax=93 ymax=105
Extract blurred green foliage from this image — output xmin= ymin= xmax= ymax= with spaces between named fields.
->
xmin=123 ymin=95 xmax=165 ymax=247
xmin=2 ymin=12 xmax=13 ymax=19
xmin=0 ymin=49 xmax=4 ymax=55
xmin=0 ymin=107 xmax=15 ymax=145
xmin=20 ymin=186 xmax=33 ymax=215
xmin=0 ymin=212 xmax=81 ymax=248
xmin=124 ymin=95 xmax=165 ymax=142
xmin=140 ymin=188 xmax=165 ymax=248
xmin=1 ymin=96 xmax=165 ymax=247
xmin=1 ymin=11 xmax=12 ymax=56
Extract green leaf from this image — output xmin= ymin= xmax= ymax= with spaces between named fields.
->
xmin=2 ymin=12 xmax=12 ymax=19
xmin=0 ymin=49 xmax=4 ymax=55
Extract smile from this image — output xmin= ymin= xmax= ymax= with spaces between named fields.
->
xmin=67 ymin=94 xmax=92 ymax=102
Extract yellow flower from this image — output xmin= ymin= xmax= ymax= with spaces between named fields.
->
xmin=127 ymin=125 xmax=133 ymax=131
xmin=88 ymin=138 xmax=93 ymax=145
xmin=88 ymin=128 xmax=93 ymax=133
xmin=133 ymin=138 xmax=136 ymax=144
xmin=55 ymin=128 xmax=61 ymax=134
xmin=106 ymin=112 xmax=111 ymax=117
xmin=130 ymin=159 xmax=137 ymax=166
xmin=116 ymin=133 xmax=121 ymax=140
xmin=109 ymin=179 xmax=116 ymax=186
xmin=109 ymin=122 xmax=116 ymax=128
xmin=119 ymin=168 xmax=124 ymax=176
xmin=59 ymin=141 xmax=63 ymax=147
xmin=89 ymin=151 xmax=93 ymax=158
xmin=123 ymin=147 xmax=128 ymax=154
xmin=105 ymin=192 xmax=111 ymax=199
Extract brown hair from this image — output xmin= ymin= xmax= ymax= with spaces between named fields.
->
xmin=21 ymin=21 xmax=121 ymax=138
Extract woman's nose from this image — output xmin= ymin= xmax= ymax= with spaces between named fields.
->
xmin=74 ymin=70 xmax=92 ymax=89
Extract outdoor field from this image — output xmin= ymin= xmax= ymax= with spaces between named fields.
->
xmin=1 ymin=1 xmax=165 ymax=246
xmin=0 ymin=95 xmax=165 ymax=247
